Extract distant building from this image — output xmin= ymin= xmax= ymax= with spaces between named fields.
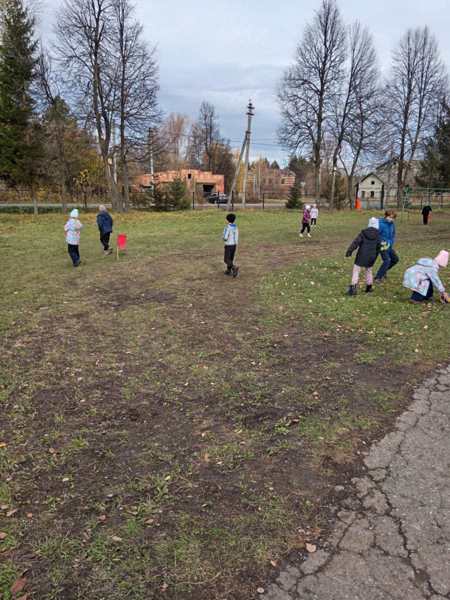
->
xmin=357 ymin=173 xmax=384 ymax=204
xmin=356 ymin=160 xmax=421 ymax=208
xmin=246 ymin=165 xmax=296 ymax=199
xmin=134 ymin=169 xmax=225 ymax=197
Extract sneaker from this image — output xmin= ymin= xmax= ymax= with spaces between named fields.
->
xmin=224 ymin=270 xmax=232 ymax=276
xmin=346 ymin=284 xmax=357 ymax=296
xmin=365 ymin=285 xmax=374 ymax=293
xmin=307 ymin=233 xmax=311 ymax=238
xmin=299 ymin=233 xmax=303 ymax=238
xmin=232 ymin=266 xmax=239 ymax=278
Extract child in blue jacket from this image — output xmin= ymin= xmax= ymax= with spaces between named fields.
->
xmin=375 ymin=210 xmax=399 ymax=282
xmin=96 ymin=205 xmax=114 ymax=255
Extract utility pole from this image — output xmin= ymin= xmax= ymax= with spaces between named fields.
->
xmin=228 ymin=100 xmax=255 ymax=209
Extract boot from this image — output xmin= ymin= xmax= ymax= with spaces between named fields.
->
xmin=232 ymin=266 xmax=239 ymax=278
xmin=224 ymin=268 xmax=232 ymax=276
xmin=365 ymin=284 xmax=374 ymax=293
xmin=347 ymin=284 xmax=357 ymax=296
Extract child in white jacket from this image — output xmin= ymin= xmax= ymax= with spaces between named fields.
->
xmin=310 ymin=204 xmax=319 ymax=226
xmin=223 ymin=213 xmax=239 ymax=277
xmin=64 ymin=209 xmax=83 ymax=267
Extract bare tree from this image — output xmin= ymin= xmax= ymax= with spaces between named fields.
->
xmin=55 ymin=0 xmax=122 ymax=209
xmin=113 ymin=0 xmax=159 ymax=210
xmin=385 ymin=27 xmax=447 ymax=206
xmin=188 ymin=101 xmax=221 ymax=171
xmin=278 ymin=0 xmax=346 ymax=199
xmin=336 ymin=24 xmax=381 ymax=206
xmin=158 ymin=113 xmax=190 ymax=170
xmin=328 ymin=23 xmax=379 ymax=206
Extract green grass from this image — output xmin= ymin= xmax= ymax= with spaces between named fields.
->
xmin=0 ymin=208 xmax=449 ymax=599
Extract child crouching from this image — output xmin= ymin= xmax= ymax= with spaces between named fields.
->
xmin=345 ymin=217 xmax=381 ymax=295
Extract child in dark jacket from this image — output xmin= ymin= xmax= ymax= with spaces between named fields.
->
xmin=96 ymin=205 xmax=113 ymax=255
xmin=346 ymin=217 xmax=381 ymax=296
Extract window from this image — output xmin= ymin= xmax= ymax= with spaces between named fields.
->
xmin=281 ymin=178 xmax=285 ymax=184
xmin=361 ymin=191 xmax=366 ymax=198
xmin=370 ymin=191 xmax=375 ymax=198
xmin=371 ymin=180 xmax=375 ymax=185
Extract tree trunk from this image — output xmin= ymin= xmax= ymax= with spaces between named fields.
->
xmin=122 ymin=160 xmax=130 ymax=212
xmin=396 ymin=159 xmax=404 ymax=208
xmin=32 ymin=186 xmax=38 ymax=216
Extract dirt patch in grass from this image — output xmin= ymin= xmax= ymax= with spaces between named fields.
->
xmin=1 ymin=212 xmax=447 ymax=600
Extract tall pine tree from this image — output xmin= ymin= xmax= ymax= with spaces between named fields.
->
xmin=0 ymin=0 xmax=39 ymax=186
xmin=418 ymin=103 xmax=450 ymax=189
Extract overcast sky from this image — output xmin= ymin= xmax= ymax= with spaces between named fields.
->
xmin=40 ymin=0 xmax=450 ymax=164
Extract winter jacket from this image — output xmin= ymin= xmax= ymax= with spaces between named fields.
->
xmin=97 ymin=212 xmax=113 ymax=234
xmin=64 ymin=218 xmax=83 ymax=245
xmin=346 ymin=226 xmax=381 ymax=268
xmin=310 ymin=207 xmax=319 ymax=219
xmin=421 ymin=205 xmax=432 ymax=216
xmin=403 ymin=258 xmax=445 ymax=296
xmin=378 ymin=218 xmax=396 ymax=249
xmin=223 ymin=223 xmax=239 ymax=246
xmin=302 ymin=208 xmax=311 ymax=224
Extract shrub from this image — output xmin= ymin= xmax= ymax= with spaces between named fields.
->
xmin=152 ymin=179 xmax=190 ymax=211
xmin=286 ymin=181 xmax=303 ymax=209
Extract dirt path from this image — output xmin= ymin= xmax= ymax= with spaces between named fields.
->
xmin=262 ymin=365 xmax=450 ymax=600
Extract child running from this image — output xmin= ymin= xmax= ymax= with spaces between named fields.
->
xmin=223 ymin=213 xmax=239 ymax=277
xmin=64 ymin=208 xmax=83 ymax=267
xmin=299 ymin=205 xmax=312 ymax=238
xmin=96 ymin=204 xmax=113 ymax=255
xmin=345 ymin=217 xmax=381 ymax=296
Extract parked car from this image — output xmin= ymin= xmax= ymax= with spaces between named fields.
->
xmin=207 ymin=193 xmax=228 ymax=204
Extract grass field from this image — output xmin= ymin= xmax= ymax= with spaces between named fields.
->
xmin=1 ymin=208 xmax=449 ymax=600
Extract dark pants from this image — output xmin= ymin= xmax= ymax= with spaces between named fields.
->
xmin=311 ymin=218 xmax=317 ymax=226
xmin=100 ymin=232 xmax=111 ymax=250
xmin=375 ymin=248 xmax=399 ymax=280
xmin=224 ymin=245 xmax=236 ymax=271
xmin=422 ymin=214 xmax=429 ymax=225
xmin=68 ymin=244 xmax=80 ymax=266
xmin=301 ymin=222 xmax=311 ymax=234
xmin=411 ymin=282 xmax=433 ymax=302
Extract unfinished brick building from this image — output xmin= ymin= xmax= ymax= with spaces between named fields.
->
xmin=134 ymin=169 xmax=225 ymax=198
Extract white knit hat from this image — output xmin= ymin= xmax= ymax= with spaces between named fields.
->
xmin=70 ymin=209 xmax=79 ymax=218
xmin=368 ymin=217 xmax=379 ymax=229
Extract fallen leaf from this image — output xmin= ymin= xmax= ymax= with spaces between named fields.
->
xmin=306 ymin=543 xmax=317 ymax=553
xmin=110 ymin=535 xmax=122 ymax=542
xmin=17 ymin=595 xmax=29 ymax=600
xmin=6 ymin=509 xmax=18 ymax=517
xmin=26 ymin=513 xmax=33 ymax=519
xmin=0 ymin=532 xmax=7 ymax=540
xmin=257 ymin=587 xmax=265 ymax=594
xmin=0 ymin=442 xmax=6 ymax=448
xmin=161 ymin=582 xmax=168 ymax=592
xmin=270 ymin=560 xmax=277 ymax=567
xmin=98 ymin=515 xmax=107 ymax=522
xmin=10 ymin=577 xmax=27 ymax=594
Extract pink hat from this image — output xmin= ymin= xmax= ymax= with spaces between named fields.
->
xmin=435 ymin=250 xmax=449 ymax=268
